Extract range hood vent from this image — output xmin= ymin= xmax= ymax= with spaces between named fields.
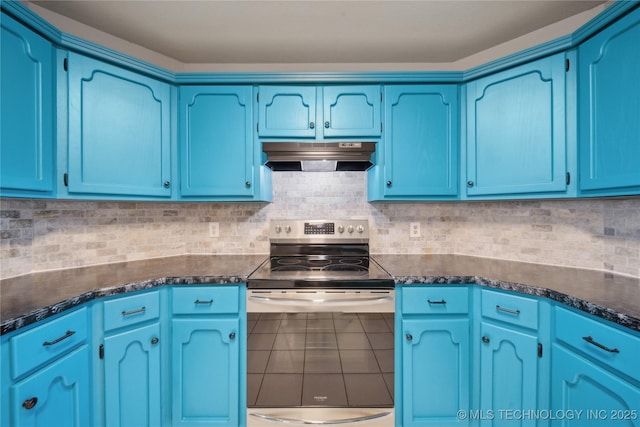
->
xmin=263 ymin=142 xmax=376 ymax=172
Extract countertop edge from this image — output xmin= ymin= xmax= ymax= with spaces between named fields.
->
xmin=2 ymin=271 xmax=640 ymax=335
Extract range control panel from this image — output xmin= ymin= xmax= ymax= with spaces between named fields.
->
xmin=270 ymin=219 xmax=369 ymax=241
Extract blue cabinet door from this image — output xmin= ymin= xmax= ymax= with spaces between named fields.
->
xmin=67 ymin=52 xmax=172 ymax=198
xmin=551 ymin=344 xmax=640 ymax=427
xmin=323 ymin=86 xmax=381 ymax=137
xmin=466 ymin=53 xmax=567 ymax=198
xmin=179 ymin=86 xmax=255 ymax=198
xmin=172 ymin=318 xmax=239 ymax=427
xmin=479 ymin=322 xmax=539 ymax=426
xmin=0 ymin=13 xmax=55 ymax=198
xmin=578 ymin=7 xmax=640 ymax=196
xmin=10 ymin=346 xmax=91 ymax=427
xmin=104 ymin=323 xmax=161 ymax=427
xmin=258 ymin=86 xmax=317 ymax=137
xmin=402 ymin=318 xmax=470 ymax=426
xmin=370 ymin=85 xmax=458 ymax=200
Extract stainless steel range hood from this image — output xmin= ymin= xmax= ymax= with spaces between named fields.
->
xmin=262 ymin=142 xmax=375 ymax=171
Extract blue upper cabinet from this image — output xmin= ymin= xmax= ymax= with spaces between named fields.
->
xmin=67 ymin=52 xmax=172 ymax=198
xmin=0 ymin=13 xmax=55 ymax=198
xmin=322 ymin=86 xmax=381 ymax=137
xmin=465 ymin=52 xmax=569 ymax=199
xmin=258 ymin=85 xmax=381 ymax=139
xmin=258 ymin=86 xmax=317 ymax=138
xmin=369 ymin=85 xmax=458 ymax=201
xmin=179 ymin=86 xmax=261 ymax=200
xmin=578 ymin=7 xmax=640 ymax=197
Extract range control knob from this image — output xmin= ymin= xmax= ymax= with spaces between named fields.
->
xmin=356 ymin=225 xmax=365 ymax=234
xmin=275 ymin=225 xmax=282 ymax=233
xmin=284 ymin=225 xmax=292 ymax=234
xmin=337 ymin=225 xmax=345 ymax=234
xmin=347 ymin=225 xmax=354 ymax=234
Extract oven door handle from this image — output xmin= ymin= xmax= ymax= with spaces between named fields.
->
xmin=248 ymin=295 xmax=393 ymax=306
xmin=249 ymin=411 xmax=392 ymax=425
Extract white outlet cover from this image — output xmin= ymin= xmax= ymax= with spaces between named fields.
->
xmin=209 ymin=222 xmax=219 ymax=238
xmin=410 ymin=222 xmax=421 ymax=237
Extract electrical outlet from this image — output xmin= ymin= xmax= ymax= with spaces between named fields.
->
xmin=209 ymin=222 xmax=219 ymax=238
xmin=410 ymin=222 xmax=421 ymax=238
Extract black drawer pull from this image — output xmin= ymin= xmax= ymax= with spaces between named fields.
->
xmin=194 ymin=299 xmax=213 ymax=305
xmin=582 ymin=336 xmax=620 ymax=353
xmin=122 ymin=306 xmax=146 ymax=317
xmin=42 ymin=330 xmax=75 ymax=346
xmin=22 ymin=397 xmax=38 ymax=410
xmin=496 ymin=305 xmax=520 ymax=316
xmin=229 ymin=332 xmax=236 ymax=340
xmin=428 ymin=299 xmax=447 ymax=305
xmin=405 ymin=334 xmax=413 ymax=341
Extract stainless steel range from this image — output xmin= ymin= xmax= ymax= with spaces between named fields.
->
xmin=247 ymin=220 xmax=395 ymax=427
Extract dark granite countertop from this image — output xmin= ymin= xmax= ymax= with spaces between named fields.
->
xmin=373 ymin=254 xmax=640 ymax=332
xmin=1 ymin=254 xmax=639 ymax=335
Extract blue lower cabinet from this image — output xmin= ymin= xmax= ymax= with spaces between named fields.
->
xmin=10 ymin=346 xmax=91 ymax=427
xmin=104 ymin=322 xmax=162 ymax=427
xmin=551 ymin=345 xmax=640 ymax=427
xmin=402 ymin=318 xmax=471 ymax=426
xmin=172 ymin=318 xmax=240 ymax=427
xmin=479 ymin=322 xmax=541 ymax=426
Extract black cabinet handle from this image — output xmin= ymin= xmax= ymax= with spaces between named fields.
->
xmin=194 ymin=299 xmax=213 ymax=305
xmin=324 ymin=121 xmax=330 ymax=128
xmin=405 ymin=333 xmax=413 ymax=341
xmin=245 ymin=181 xmax=251 ymax=187
xmin=467 ymin=180 xmax=474 ymax=187
xmin=229 ymin=332 xmax=236 ymax=340
xmin=428 ymin=299 xmax=447 ymax=305
xmin=163 ymin=181 xmax=170 ymax=188
xmin=43 ymin=330 xmax=75 ymax=346
xmin=309 ymin=122 xmax=315 ymax=129
xmin=151 ymin=337 xmax=159 ymax=345
xmin=386 ymin=181 xmax=392 ymax=186
xmin=496 ymin=305 xmax=520 ymax=316
xmin=22 ymin=397 xmax=38 ymax=410
xmin=482 ymin=336 xmax=490 ymax=343
xmin=122 ymin=306 xmax=146 ymax=317
xmin=582 ymin=336 xmax=620 ymax=353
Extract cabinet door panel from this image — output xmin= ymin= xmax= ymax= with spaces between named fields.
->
xmin=480 ymin=322 xmax=539 ymax=426
xmin=0 ymin=13 xmax=54 ymax=196
xmin=578 ymin=7 xmax=640 ymax=194
xmin=104 ymin=323 xmax=161 ymax=427
xmin=11 ymin=346 xmax=90 ymax=427
xmin=551 ymin=344 xmax=640 ymax=427
xmin=179 ymin=86 xmax=254 ymax=197
xmin=381 ymin=85 xmax=459 ymax=198
xmin=402 ymin=318 xmax=470 ymax=426
xmin=466 ymin=53 xmax=566 ymax=197
xmin=323 ymin=86 xmax=381 ymax=137
xmin=68 ymin=52 xmax=171 ymax=197
xmin=172 ymin=318 xmax=239 ymax=427
xmin=258 ymin=86 xmax=316 ymax=137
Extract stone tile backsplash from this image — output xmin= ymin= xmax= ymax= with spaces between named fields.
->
xmin=1 ymin=172 xmax=639 ymax=279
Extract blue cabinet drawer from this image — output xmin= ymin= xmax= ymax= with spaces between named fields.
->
xmin=402 ymin=286 xmax=469 ymax=314
xmin=103 ymin=291 xmax=160 ymax=332
xmin=172 ymin=286 xmax=239 ymax=315
xmin=10 ymin=307 xmax=88 ymax=379
xmin=555 ymin=306 xmax=640 ymax=382
xmin=481 ymin=289 xmax=538 ymax=330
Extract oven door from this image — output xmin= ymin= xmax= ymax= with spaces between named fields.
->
xmin=246 ymin=289 xmax=395 ymax=426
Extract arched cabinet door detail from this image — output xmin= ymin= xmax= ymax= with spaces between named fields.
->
xmin=67 ymin=52 xmax=172 ymax=198
xmin=258 ymin=86 xmax=317 ymax=138
xmin=0 ymin=13 xmax=55 ymax=197
xmin=323 ymin=86 xmax=381 ymax=137
xmin=179 ymin=86 xmax=255 ymax=198
xmin=465 ymin=52 xmax=568 ymax=198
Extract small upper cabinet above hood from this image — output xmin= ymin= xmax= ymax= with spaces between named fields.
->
xmin=262 ymin=142 xmax=376 ymax=172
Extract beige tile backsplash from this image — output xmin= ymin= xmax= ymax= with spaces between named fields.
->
xmin=1 ymin=172 xmax=639 ymax=279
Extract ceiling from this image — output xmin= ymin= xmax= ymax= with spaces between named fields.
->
xmin=31 ymin=0 xmax=608 ymax=65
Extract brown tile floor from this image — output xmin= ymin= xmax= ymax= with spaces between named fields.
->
xmin=247 ymin=312 xmax=394 ymax=408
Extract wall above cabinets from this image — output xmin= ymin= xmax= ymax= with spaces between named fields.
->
xmin=0 ymin=1 xmax=638 ymax=202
